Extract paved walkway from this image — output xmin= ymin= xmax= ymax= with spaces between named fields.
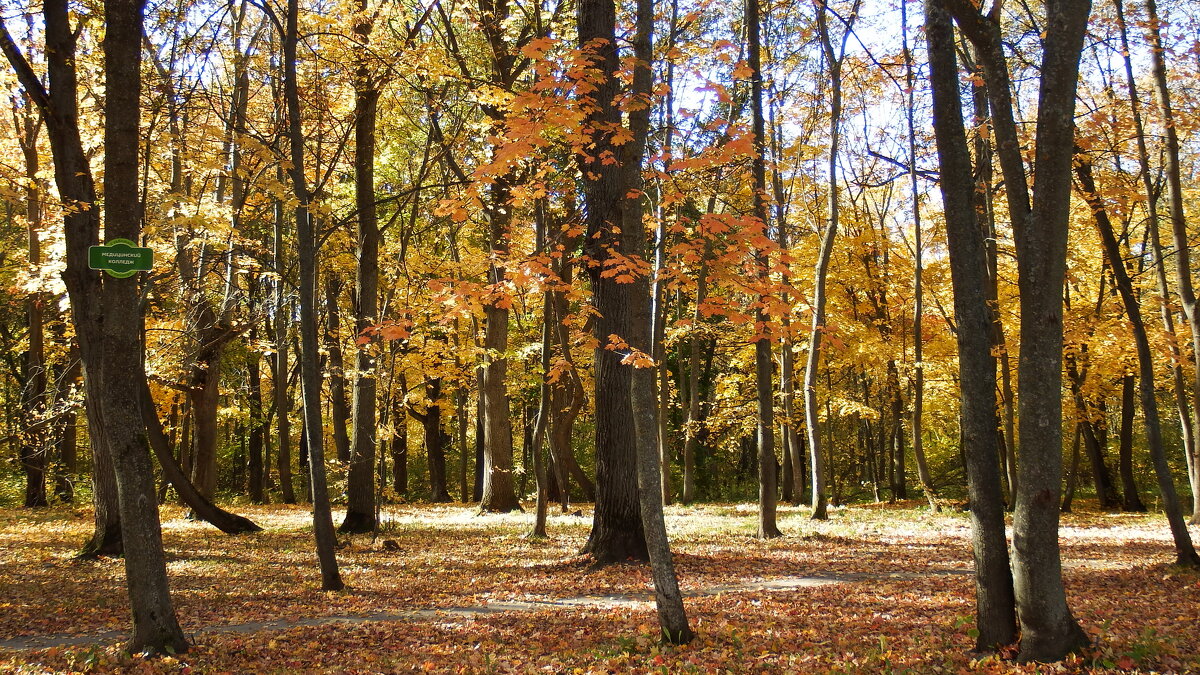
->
xmin=0 ymin=569 xmax=970 ymax=651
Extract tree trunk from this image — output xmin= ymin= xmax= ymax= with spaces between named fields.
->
xmin=597 ymin=0 xmax=693 ymax=640
xmin=16 ymin=92 xmax=49 ymax=509
xmin=577 ymin=0 xmax=647 ymax=564
xmin=805 ymin=0 xmax=852 ymax=521
xmin=273 ymin=195 xmax=296 ymax=504
xmin=924 ymin=0 xmax=1017 ymax=650
xmin=1116 ymin=374 xmax=1146 ymax=512
xmin=187 ymin=349 xmax=221 ymax=499
xmin=341 ymin=5 xmax=380 ymax=532
xmin=1065 ymin=356 xmax=1122 ymax=510
xmin=392 ymin=395 xmax=408 ymax=498
xmin=420 ymin=378 xmax=452 ymax=502
xmin=748 ymin=0 xmax=780 ymax=539
xmin=324 ymin=278 xmax=352 ymax=466
xmin=681 ymin=259 xmax=707 ymax=505
xmin=283 ymin=0 xmax=343 ymax=591
xmin=528 ymin=206 xmax=554 ymax=538
xmin=902 ymin=0 xmax=937 ymax=510
xmin=1061 ymin=425 xmax=1082 ymax=513
xmin=1075 ymin=153 xmax=1199 ymax=566
xmin=247 ymin=313 xmax=266 ymax=504
xmin=943 ymin=0 xmax=1093 ymax=659
xmin=138 ymin=378 xmax=262 ymax=533
xmin=101 ymin=0 xmax=190 ymax=651
xmin=1142 ymin=0 xmax=1200 ymax=525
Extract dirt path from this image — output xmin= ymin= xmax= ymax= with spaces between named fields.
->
xmin=0 ymin=569 xmax=969 ymax=651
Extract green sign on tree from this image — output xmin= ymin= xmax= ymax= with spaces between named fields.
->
xmin=87 ymin=238 xmax=153 ymax=278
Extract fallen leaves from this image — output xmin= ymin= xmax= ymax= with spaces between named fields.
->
xmin=0 ymin=502 xmax=1197 ymax=673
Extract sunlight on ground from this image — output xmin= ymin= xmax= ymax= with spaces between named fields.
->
xmin=1 ymin=502 xmax=1197 ymax=673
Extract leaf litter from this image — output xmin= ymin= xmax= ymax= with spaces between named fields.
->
xmin=0 ymin=502 xmax=1197 ymax=673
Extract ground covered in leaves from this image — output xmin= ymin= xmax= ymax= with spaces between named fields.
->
xmin=1 ymin=501 xmax=1197 ymax=673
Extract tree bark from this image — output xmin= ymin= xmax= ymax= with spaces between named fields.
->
xmin=1075 ymin=153 xmax=1199 ymax=566
xmin=1142 ymin=0 xmax=1200 ymax=524
xmin=748 ymin=0 xmax=780 ymax=539
xmin=282 ymin=0 xmax=343 ymax=591
xmin=805 ymin=0 xmax=853 ymax=521
xmin=341 ymin=4 xmax=380 ymax=532
xmin=924 ymin=0 xmax=1018 ymax=650
xmin=577 ymin=0 xmax=647 ymax=564
xmin=101 ymin=0 xmax=190 ymax=651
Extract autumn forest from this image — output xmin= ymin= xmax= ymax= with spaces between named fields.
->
xmin=1 ymin=0 xmax=1200 ymax=670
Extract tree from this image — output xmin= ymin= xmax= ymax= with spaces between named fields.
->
xmin=923 ymin=0 xmax=1017 ymax=650
xmin=1073 ymin=151 xmax=1200 ymax=567
xmin=14 ymin=83 xmax=49 ymax=509
xmin=805 ymin=0 xmax=857 ymax=521
xmin=1 ymin=0 xmax=122 ymax=558
xmin=577 ymin=0 xmax=647 ymax=564
xmin=102 ymin=0 xmax=190 ymax=652
xmin=472 ymin=0 xmax=527 ymax=515
xmin=279 ymin=0 xmax=343 ymax=591
xmin=902 ymin=0 xmax=938 ymax=511
xmin=943 ymin=0 xmax=1093 ymax=660
xmin=577 ymin=0 xmax=693 ymax=641
xmin=1141 ymin=0 xmax=1200 ymax=524
xmin=747 ymin=0 xmax=781 ymax=539
xmin=340 ymin=0 xmax=382 ymax=534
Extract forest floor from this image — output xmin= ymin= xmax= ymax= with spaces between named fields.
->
xmin=0 ymin=501 xmax=1197 ymax=674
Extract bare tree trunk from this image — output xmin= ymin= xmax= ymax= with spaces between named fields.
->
xmin=1061 ymin=425 xmax=1082 ymax=513
xmin=325 ymin=278 xmax=351 ymax=466
xmin=944 ymin=0 xmax=1093 ymax=659
xmin=528 ymin=204 xmax=554 ymax=539
xmin=138 ymin=378 xmax=262 ymax=533
xmin=1116 ymin=374 xmax=1146 ymax=512
xmin=682 ymin=258 xmax=706 ymax=505
xmin=903 ymin=0 xmax=937 ymax=510
xmin=393 ymin=391 xmax=408 ymax=497
xmin=925 ymin=0 xmax=1017 ymax=650
xmin=748 ymin=0 xmax=780 ymax=538
xmin=282 ymin=0 xmax=342 ymax=590
xmin=273 ymin=188 xmax=296 ymax=504
xmin=1142 ymin=0 xmax=1200 ymax=524
xmin=341 ymin=4 xmax=380 ymax=532
xmin=622 ymin=0 xmax=693 ymax=640
xmin=101 ymin=0 xmax=190 ymax=651
xmin=965 ymin=37 xmax=1017 ymax=502
xmin=1075 ymin=153 xmax=1199 ymax=566
xmin=805 ymin=0 xmax=854 ymax=520
xmin=17 ymin=92 xmax=49 ymax=509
